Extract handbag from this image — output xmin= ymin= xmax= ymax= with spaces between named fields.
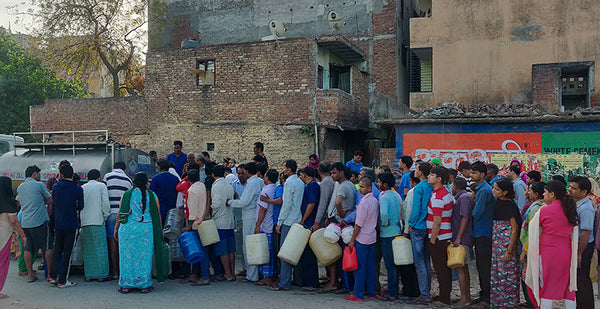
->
xmin=342 ymin=246 xmax=358 ymax=272
xmin=447 ymin=244 xmax=467 ymax=268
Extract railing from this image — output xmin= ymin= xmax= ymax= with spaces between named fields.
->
xmin=12 ymin=130 xmax=110 ymax=156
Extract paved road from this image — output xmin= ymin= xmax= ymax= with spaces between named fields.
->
xmin=1 ymin=259 xmax=426 ymax=309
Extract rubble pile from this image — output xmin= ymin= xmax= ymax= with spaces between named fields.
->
xmin=408 ymin=102 xmax=600 ymax=119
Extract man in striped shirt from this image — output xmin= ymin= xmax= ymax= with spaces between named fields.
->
xmin=426 ymin=166 xmax=454 ymax=306
xmin=103 ymin=161 xmax=132 ymax=279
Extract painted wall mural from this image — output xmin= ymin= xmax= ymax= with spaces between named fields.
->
xmin=402 ymin=131 xmax=600 ymax=179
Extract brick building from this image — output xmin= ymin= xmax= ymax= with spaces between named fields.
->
xmin=31 ymin=0 xmax=406 ymax=166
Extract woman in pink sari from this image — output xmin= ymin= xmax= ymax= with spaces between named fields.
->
xmin=0 ymin=176 xmax=27 ymax=299
xmin=525 ymin=180 xmax=578 ymax=309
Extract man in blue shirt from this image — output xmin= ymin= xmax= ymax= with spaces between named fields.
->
xmin=377 ymin=172 xmax=402 ymax=301
xmin=407 ymin=162 xmax=433 ymax=304
xmin=167 ymin=140 xmax=187 ymax=177
xmin=49 ymin=165 xmax=84 ymax=288
xmin=17 ymin=165 xmax=52 ymax=284
xmin=397 ymin=155 xmax=413 ymax=200
xmin=149 ymin=159 xmax=180 ymax=224
xmin=345 ymin=150 xmax=364 ymax=174
xmin=568 ymin=176 xmax=595 ymax=308
xmin=470 ymin=162 xmax=495 ymax=308
xmin=273 ymin=159 xmax=305 ymax=291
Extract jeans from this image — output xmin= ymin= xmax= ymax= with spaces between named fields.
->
xmin=380 ymin=237 xmax=399 ymax=297
xmin=474 ymin=236 xmax=492 ymax=303
xmin=410 ymin=228 xmax=431 ymax=298
xmin=207 ymin=245 xmax=223 ymax=276
xmin=428 ymin=238 xmax=452 ymax=304
xmin=278 ymin=225 xmax=293 ymax=289
xmin=190 ymin=247 xmax=210 ymax=280
xmin=50 ymin=229 xmax=76 ymax=284
xmin=353 ymin=241 xmax=376 ymax=299
xmin=577 ymin=242 xmax=595 ymax=309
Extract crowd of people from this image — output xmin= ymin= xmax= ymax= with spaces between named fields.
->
xmin=0 ymin=140 xmax=598 ymax=309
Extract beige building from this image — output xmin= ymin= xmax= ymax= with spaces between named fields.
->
xmin=406 ymin=0 xmax=599 ymax=110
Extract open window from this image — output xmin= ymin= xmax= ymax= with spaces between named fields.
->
xmin=195 ymin=60 xmax=215 ymax=86
xmin=409 ymin=48 xmax=432 ymax=92
xmin=412 ymin=0 xmax=431 ymax=17
xmin=330 ymin=65 xmax=351 ymax=93
xmin=560 ymin=63 xmax=594 ymax=110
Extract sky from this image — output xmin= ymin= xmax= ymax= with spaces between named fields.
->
xmin=0 ymin=0 xmax=35 ymax=34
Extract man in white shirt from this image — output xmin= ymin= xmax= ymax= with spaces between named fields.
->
xmin=228 ymin=162 xmax=264 ymax=283
xmin=81 ymin=169 xmax=110 ymax=281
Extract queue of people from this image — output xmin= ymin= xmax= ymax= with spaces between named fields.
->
xmin=0 ymin=140 xmax=598 ymax=309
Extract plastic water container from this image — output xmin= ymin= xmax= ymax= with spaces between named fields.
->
xmin=392 ymin=236 xmax=413 ymax=265
xmin=70 ymin=231 xmax=83 ymax=266
xmin=163 ymin=208 xmax=185 ymax=240
xmin=196 ymin=220 xmax=220 ymax=246
xmin=309 ymin=228 xmax=342 ymax=266
xmin=341 ymin=225 xmax=354 ymax=244
xmin=245 ymin=233 xmax=270 ymax=266
xmin=324 ymin=223 xmax=341 ymax=243
xmin=169 ymin=239 xmax=184 ymax=262
xmin=178 ymin=231 xmax=205 ymax=264
xmin=278 ymin=223 xmax=311 ymax=266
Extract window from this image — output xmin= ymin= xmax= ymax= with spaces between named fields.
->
xmin=317 ymin=65 xmax=324 ymax=89
xmin=412 ymin=0 xmax=432 ymax=17
xmin=560 ymin=62 xmax=593 ymax=110
xmin=195 ymin=60 xmax=215 ymax=86
xmin=330 ymin=65 xmax=351 ymax=93
xmin=409 ymin=48 xmax=432 ymax=92
xmin=206 ymin=143 xmax=215 ymax=151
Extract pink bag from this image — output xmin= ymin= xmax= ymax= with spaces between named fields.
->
xmin=342 ymin=246 xmax=358 ymax=271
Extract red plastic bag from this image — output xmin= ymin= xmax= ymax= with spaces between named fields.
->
xmin=342 ymin=246 xmax=358 ymax=272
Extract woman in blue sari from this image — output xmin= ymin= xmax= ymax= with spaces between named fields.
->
xmin=114 ymin=173 xmax=161 ymax=294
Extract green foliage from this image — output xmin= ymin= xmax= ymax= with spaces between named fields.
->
xmin=0 ymin=28 xmax=88 ymax=134
xmin=300 ymin=125 xmax=315 ymax=138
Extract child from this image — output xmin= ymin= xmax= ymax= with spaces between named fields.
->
xmin=451 ymin=177 xmax=474 ymax=306
xmin=345 ymin=178 xmax=379 ymax=302
xmin=255 ymin=169 xmax=277 ymax=286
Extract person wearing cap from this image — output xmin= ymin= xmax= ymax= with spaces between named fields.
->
xmin=16 ymin=165 xmax=52 ymax=284
xmin=429 ymin=158 xmax=442 ymax=167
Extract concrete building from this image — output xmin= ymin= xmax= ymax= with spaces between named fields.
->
xmin=375 ymin=0 xmax=600 ymax=179
xmin=32 ymin=0 xmax=404 ymax=165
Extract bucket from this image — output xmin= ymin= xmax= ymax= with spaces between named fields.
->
xmin=392 ymin=236 xmax=413 ymax=265
xmin=324 ymin=223 xmax=341 ymax=243
xmin=178 ymin=231 xmax=205 ymax=264
xmin=169 ymin=239 xmax=184 ymax=262
xmin=163 ymin=208 xmax=185 ymax=240
xmin=70 ymin=231 xmax=83 ymax=266
xmin=309 ymin=228 xmax=342 ymax=266
xmin=278 ymin=223 xmax=311 ymax=266
xmin=341 ymin=225 xmax=354 ymax=244
xmin=197 ymin=220 xmax=220 ymax=246
xmin=245 ymin=233 xmax=270 ymax=266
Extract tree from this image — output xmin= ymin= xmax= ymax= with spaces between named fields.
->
xmin=0 ymin=27 xmax=88 ymax=134
xmin=23 ymin=0 xmax=148 ymax=97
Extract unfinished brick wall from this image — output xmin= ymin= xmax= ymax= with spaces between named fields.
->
xmin=378 ymin=147 xmax=396 ymax=168
xmin=325 ymin=149 xmax=343 ymax=164
xmin=30 ymin=97 xmax=149 ymax=138
xmin=532 ymin=64 xmax=560 ymax=110
xmin=371 ymin=0 xmax=399 ymax=102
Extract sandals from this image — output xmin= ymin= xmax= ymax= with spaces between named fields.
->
xmin=118 ymin=288 xmax=130 ymax=294
xmin=140 ymin=286 xmax=154 ymax=294
xmin=27 ymin=276 xmax=38 ymax=283
xmin=190 ymin=280 xmax=210 ymax=286
xmin=376 ymin=294 xmax=396 ymax=301
xmin=0 ymin=293 xmax=8 ymax=299
xmin=344 ymin=294 xmax=365 ymax=302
